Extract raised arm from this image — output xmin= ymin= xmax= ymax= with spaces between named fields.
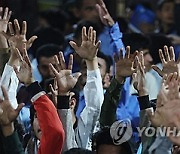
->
xmin=0 ymin=86 xmax=24 ymax=154
xmin=14 ymin=46 xmax=65 ymax=154
xmin=96 ymin=0 xmax=124 ymax=54
xmin=49 ymin=52 xmax=81 ymax=151
xmin=100 ymin=47 xmax=137 ymax=127
xmin=70 ymin=26 xmax=104 ymax=149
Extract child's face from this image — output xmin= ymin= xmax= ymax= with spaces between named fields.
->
xmin=158 ymin=2 xmax=174 ymax=25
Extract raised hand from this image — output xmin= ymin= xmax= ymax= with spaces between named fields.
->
xmin=152 ymin=46 xmax=180 ymax=77
xmin=0 ymin=7 xmax=12 ymax=33
xmin=13 ymin=44 xmax=35 ymax=86
xmin=49 ymin=52 xmax=81 ymax=95
xmin=2 ymin=19 xmax=37 ymax=51
xmin=49 ymin=80 xmax=58 ymax=107
xmin=69 ymin=26 xmax=101 ymax=61
xmin=96 ymin=0 xmax=115 ymax=26
xmin=133 ymin=52 xmax=148 ymax=96
xmin=0 ymin=86 xmax=24 ymax=126
xmin=114 ymin=46 xmax=138 ymax=83
xmin=146 ymin=72 xmax=180 ymax=127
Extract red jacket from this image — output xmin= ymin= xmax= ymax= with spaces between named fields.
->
xmin=28 ymin=82 xmax=65 ymax=154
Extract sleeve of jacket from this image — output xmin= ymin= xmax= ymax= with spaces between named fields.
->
xmin=57 ymin=95 xmax=77 ymax=152
xmin=26 ymin=82 xmax=65 ymax=154
xmin=109 ymin=22 xmax=125 ymax=55
xmin=0 ymin=64 xmax=19 ymax=109
xmin=100 ymin=78 xmax=124 ymax=127
xmin=3 ymin=131 xmax=25 ymax=154
xmin=76 ymin=69 xmax=104 ymax=149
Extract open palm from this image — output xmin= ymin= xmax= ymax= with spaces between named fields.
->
xmin=0 ymin=86 xmax=24 ymax=126
xmin=70 ymin=26 xmax=101 ymax=61
xmin=49 ymin=52 xmax=81 ymax=94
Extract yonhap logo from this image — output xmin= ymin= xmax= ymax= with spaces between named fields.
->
xmin=110 ymin=119 xmax=133 ymax=145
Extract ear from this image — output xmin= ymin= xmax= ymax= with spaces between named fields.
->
xmin=69 ymin=97 xmax=76 ymax=110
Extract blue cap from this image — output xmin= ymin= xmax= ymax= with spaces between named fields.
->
xmin=129 ymin=4 xmax=156 ymax=32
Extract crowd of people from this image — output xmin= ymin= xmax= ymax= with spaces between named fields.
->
xmin=0 ymin=0 xmax=180 ymax=153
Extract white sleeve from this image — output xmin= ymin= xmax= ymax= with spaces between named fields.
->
xmin=145 ymin=72 xmax=159 ymax=100
xmin=0 ymin=64 xmax=19 ymax=109
xmin=58 ymin=109 xmax=78 ymax=152
xmin=76 ymin=69 xmax=104 ymax=149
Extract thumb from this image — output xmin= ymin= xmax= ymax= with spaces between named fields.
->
xmin=15 ymin=103 xmax=25 ymax=114
xmin=73 ymin=72 xmax=82 ymax=80
xmin=69 ymin=41 xmax=79 ymax=52
xmin=27 ymin=36 xmax=38 ymax=48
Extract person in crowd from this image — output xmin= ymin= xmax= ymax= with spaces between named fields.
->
xmin=49 ymin=26 xmax=104 ymax=151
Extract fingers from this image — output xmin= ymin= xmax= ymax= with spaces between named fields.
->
xmin=82 ymin=26 xmax=87 ymax=41
xmin=3 ymin=7 xmax=9 ymax=20
xmin=95 ymin=41 xmax=101 ymax=56
xmin=169 ymin=46 xmax=175 ymax=61
xmin=68 ymin=54 xmax=73 ymax=70
xmin=8 ymin=22 xmax=15 ymax=35
xmin=125 ymin=46 xmax=130 ymax=59
xmin=92 ymin=30 xmax=96 ymax=45
xmin=88 ymin=27 xmax=93 ymax=41
xmin=21 ymin=21 xmax=27 ymax=35
xmin=164 ymin=46 xmax=170 ymax=62
xmin=1 ymin=86 xmax=9 ymax=100
xmin=49 ymin=84 xmax=56 ymax=95
xmin=14 ymin=19 xmax=20 ymax=35
xmin=54 ymin=55 xmax=61 ymax=72
xmin=159 ymin=49 xmax=166 ymax=64
xmin=27 ymin=36 xmax=38 ymax=49
xmin=15 ymin=48 xmax=24 ymax=62
xmin=23 ymin=47 xmax=31 ymax=67
xmin=49 ymin=63 xmax=58 ymax=76
xmin=69 ymin=41 xmax=79 ymax=52
xmin=59 ymin=52 xmax=66 ymax=70
xmin=99 ymin=0 xmax=108 ymax=14
xmin=151 ymin=65 xmax=163 ymax=77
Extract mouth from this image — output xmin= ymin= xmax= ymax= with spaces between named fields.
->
xmin=38 ymin=129 xmax=41 ymax=133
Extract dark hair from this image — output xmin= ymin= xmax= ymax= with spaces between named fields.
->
xmin=64 ymin=148 xmax=95 ymax=154
xmin=39 ymin=9 xmax=70 ymax=32
xmin=157 ymin=0 xmax=174 ymax=10
xmin=122 ymin=33 xmax=150 ymax=54
xmin=36 ymin=44 xmax=61 ymax=64
xmin=148 ymin=33 xmax=172 ymax=64
xmin=74 ymin=20 xmax=101 ymax=39
xmin=97 ymin=51 xmax=112 ymax=73
xmin=31 ymin=27 xmax=64 ymax=57
xmin=92 ymin=127 xmax=132 ymax=154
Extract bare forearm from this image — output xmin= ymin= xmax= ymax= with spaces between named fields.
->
xmin=0 ymin=35 xmax=8 ymax=49
xmin=85 ymin=57 xmax=98 ymax=71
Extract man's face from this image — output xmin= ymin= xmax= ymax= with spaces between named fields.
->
xmin=158 ymin=2 xmax=174 ymax=25
xmin=33 ymin=113 xmax=42 ymax=140
xmin=80 ymin=0 xmax=99 ymax=21
xmin=98 ymin=144 xmax=127 ymax=154
xmin=98 ymin=57 xmax=107 ymax=80
xmin=38 ymin=56 xmax=56 ymax=80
